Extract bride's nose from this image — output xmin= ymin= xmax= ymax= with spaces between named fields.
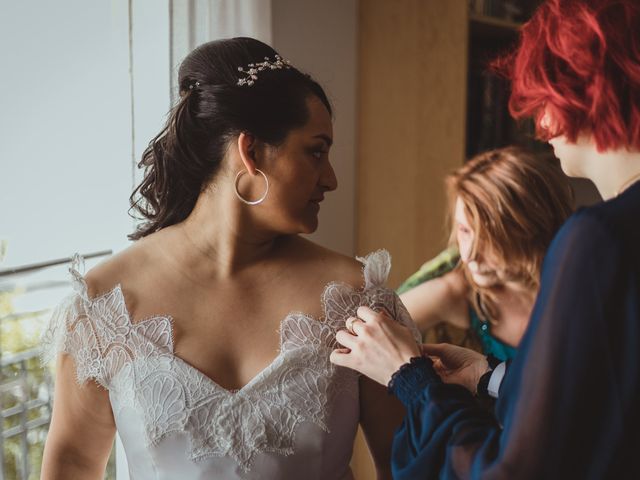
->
xmin=319 ymin=161 xmax=338 ymax=192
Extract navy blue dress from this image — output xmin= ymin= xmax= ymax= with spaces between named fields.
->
xmin=390 ymin=180 xmax=640 ymax=479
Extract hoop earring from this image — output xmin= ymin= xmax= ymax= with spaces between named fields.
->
xmin=234 ymin=169 xmax=269 ymax=205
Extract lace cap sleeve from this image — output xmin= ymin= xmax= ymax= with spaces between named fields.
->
xmin=326 ymin=250 xmax=422 ymax=343
xmin=357 ymin=249 xmax=392 ymax=289
xmin=40 ymin=255 xmax=109 ymax=388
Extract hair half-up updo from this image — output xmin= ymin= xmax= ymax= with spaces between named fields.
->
xmin=128 ymin=37 xmax=331 ymax=240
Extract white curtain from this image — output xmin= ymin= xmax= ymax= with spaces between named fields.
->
xmin=169 ymin=0 xmax=272 ymax=100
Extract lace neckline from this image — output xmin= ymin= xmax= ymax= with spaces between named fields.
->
xmin=67 ymin=250 xmax=388 ymax=394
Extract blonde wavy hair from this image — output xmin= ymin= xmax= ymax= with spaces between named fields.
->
xmin=446 ymin=147 xmax=574 ymax=322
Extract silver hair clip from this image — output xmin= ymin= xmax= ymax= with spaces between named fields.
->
xmin=237 ymin=55 xmax=291 ymax=87
xmin=188 ymin=81 xmax=201 ymax=90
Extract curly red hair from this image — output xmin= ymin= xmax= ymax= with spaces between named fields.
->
xmin=497 ymin=0 xmax=640 ymax=151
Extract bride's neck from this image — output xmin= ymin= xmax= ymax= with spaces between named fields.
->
xmin=172 ymin=185 xmax=283 ymax=278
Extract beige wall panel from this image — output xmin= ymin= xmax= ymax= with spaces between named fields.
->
xmin=357 ymin=0 xmax=468 ymax=287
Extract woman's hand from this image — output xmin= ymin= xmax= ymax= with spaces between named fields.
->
xmin=330 ymin=306 xmax=421 ymax=386
xmin=423 ymin=343 xmax=489 ymax=393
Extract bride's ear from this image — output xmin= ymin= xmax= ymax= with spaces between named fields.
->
xmin=237 ymin=132 xmax=258 ymax=176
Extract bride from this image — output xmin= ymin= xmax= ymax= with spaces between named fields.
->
xmin=40 ymin=37 xmax=419 ymax=479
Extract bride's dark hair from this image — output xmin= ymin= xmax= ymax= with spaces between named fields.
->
xmin=128 ymin=37 xmax=331 ymax=240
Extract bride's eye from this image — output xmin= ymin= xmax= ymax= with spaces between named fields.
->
xmin=308 ymin=146 xmax=327 ymax=159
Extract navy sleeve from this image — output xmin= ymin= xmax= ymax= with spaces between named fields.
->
xmin=391 ymin=211 xmax=638 ymax=479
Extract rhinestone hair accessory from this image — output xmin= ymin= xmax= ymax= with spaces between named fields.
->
xmin=237 ymin=55 xmax=292 ymax=87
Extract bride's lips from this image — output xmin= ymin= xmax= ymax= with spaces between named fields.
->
xmin=309 ymin=195 xmax=325 ymax=204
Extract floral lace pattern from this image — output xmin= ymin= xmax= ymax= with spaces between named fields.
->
xmin=41 ymin=250 xmax=420 ymax=472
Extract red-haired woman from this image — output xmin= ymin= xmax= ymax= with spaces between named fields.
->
xmin=330 ymin=0 xmax=640 ymax=478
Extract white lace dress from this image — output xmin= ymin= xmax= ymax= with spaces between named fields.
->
xmin=41 ymin=250 xmax=420 ymax=480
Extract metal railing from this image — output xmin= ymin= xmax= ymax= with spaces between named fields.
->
xmin=0 ymin=251 xmax=112 ymax=278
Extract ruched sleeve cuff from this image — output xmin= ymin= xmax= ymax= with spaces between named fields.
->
xmin=388 ymin=356 xmax=441 ymax=404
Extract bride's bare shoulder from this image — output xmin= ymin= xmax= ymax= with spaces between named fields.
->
xmin=83 ymin=240 xmax=152 ymax=299
xmin=290 ymin=237 xmax=366 ymax=290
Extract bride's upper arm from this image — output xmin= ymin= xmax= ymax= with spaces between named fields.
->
xmin=40 ymin=255 xmax=126 ymax=478
xmin=338 ymin=251 xmax=405 ymax=479
xmin=358 ymin=375 xmax=404 ymax=479
xmin=41 ymin=350 xmax=116 ymax=478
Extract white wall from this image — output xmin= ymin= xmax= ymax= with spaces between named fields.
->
xmin=272 ymin=0 xmax=358 ymax=256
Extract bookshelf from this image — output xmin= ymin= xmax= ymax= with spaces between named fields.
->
xmin=466 ymin=2 xmax=537 ymax=159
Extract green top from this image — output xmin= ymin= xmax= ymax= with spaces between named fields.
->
xmin=396 ymin=246 xmax=460 ymax=295
xmin=397 ymin=247 xmax=517 ymax=362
